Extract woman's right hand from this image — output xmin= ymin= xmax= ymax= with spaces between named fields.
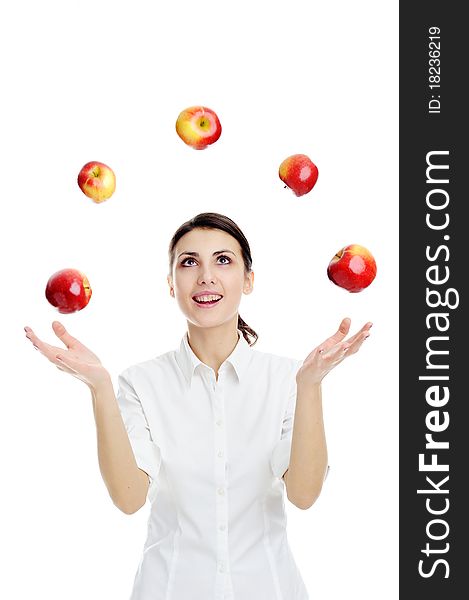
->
xmin=24 ymin=321 xmax=111 ymax=390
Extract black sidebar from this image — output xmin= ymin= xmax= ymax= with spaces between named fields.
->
xmin=400 ymin=3 xmax=467 ymax=598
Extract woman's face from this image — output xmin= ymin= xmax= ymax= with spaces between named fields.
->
xmin=168 ymin=227 xmax=254 ymax=330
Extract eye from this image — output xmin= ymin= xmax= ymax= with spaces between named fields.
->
xmin=217 ymin=255 xmax=232 ymax=264
xmin=181 ymin=257 xmax=197 ymax=266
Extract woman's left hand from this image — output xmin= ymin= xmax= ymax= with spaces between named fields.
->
xmin=296 ymin=318 xmax=372 ymax=388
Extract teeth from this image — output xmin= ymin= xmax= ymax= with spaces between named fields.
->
xmin=194 ymin=295 xmax=222 ymax=303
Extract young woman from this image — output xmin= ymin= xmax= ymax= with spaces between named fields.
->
xmin=24 ymin=212 xmax=372 ymax=600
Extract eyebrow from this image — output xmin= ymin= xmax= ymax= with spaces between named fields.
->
xmin=177 ymin=249 xmax=236 ymax=259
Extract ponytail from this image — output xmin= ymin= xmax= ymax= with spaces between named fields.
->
xmin=238 ymin=315 xmax=258 ymax=346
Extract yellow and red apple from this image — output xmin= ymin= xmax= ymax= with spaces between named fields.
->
xmin=175 ymin=106 xmax=222 ymax=149
xmin=77 ymin=161 xmax=116 ymax=203
xmin=279 ymin=154 xmax=319 ymax=196
xmin=327 ymin=244 xmax=377 ymax=293
xmin=45 ymin=269 xmax=92 ymax=313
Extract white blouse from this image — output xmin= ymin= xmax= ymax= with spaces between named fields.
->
xmin=116 ymin=331 xmax=309 ymax=600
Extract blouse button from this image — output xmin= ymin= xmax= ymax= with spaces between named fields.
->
xmin=216 ymin=419 xmax=223 ymax=427
xmin=217 ymin=487 xmax=225 ymax=496
xmin=219 ymin=524 xmax=226 ymax=531
xmin=217 ymin=450 xmax=224 ymax=458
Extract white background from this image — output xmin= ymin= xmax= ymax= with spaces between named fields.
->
xmin=0 ymin=1 xmax=398 ymax=598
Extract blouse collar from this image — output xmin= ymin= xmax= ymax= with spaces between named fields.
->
xmin=176 ymin=329 xmax=252 ymax=384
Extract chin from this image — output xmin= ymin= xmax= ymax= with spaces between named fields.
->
xmin=186 ymin=312 xmax=239 ymax=331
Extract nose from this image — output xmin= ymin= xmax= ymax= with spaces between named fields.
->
xmin=197 ymin=266 xmax=217 ymax=286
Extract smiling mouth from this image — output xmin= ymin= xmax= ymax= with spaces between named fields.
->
xmin=192 ymin=294 xmax=223 ymax=305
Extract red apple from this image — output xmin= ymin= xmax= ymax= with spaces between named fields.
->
xmin=77 ymin=161 xmax=116 ymax=203
xmin=45 ymin=269 xmax=92 ymax=313
xmin=175 ymin=106 xmax=222 ymax=149
xmin=279 ymin=154 xmax=319 ymax=196
xmin=327 ymin=244 xmax=377 ymax=293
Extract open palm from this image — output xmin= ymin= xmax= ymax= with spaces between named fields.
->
xmin=296 ymin=318 xmax=372 ymax=387
xmin=24 ymin=321 xmax=109 ymax=389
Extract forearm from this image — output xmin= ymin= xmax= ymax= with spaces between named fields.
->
xmin=91 ymin=377 xmax=149 ymax=514
xmin=284 ymin=383 xmax=328 ymax=510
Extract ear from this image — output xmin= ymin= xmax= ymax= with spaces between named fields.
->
xmin=167 ymin=275 xmax=175 ymax=298
xmin=243 ymin=270 xmax=254 ymax=295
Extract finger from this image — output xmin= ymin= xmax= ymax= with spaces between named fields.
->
xmin=326 ymin=317 xmax=351 ymax=347
xmin=310 ymin=328 xmax=371 ymax=375
xmin=56 ymin=364 xmax=74 ymax=374
xmin=24 ymin=327 xmax=52 ymax=353
xmin=321 ymin=341 xmax=351 ymax=362
xmin=314 ymin=318 xmax=352 ymax=355
xmin=359 ymin=321 xmax=373 ymax=335
xmin=55 ymin=353 xmax=80 ymax=374
xmin=52 ymin=321 xmax=79 ymax=349
xmin=24 ymin=326 xmax=41 ymax=343
xmin=24 ymin=326 xmax=79 ymax=369
xmin=323 ymin=326 xmax=369 ymax=357
xmin=341 ymin=321 xmax=373 ymax=347
xmin=342 ymin=329 xmax=371 ymax=356
xmin=24 ymin=325 xmax=38 ymax=343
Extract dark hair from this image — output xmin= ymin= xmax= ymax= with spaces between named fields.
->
xmin=168 ymin=212 xmax=258 ymax=346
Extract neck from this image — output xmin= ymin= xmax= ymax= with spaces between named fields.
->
xmin=187 ymin=317 xmax=240 ymax=378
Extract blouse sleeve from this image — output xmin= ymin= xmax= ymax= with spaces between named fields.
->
xmin=270 ymin=371 xmax=298 ymax=479
xmin=270 ymin=361 xmax=330 ymax=481
xmin=116 ymin=371 xmax=162 ymax=498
